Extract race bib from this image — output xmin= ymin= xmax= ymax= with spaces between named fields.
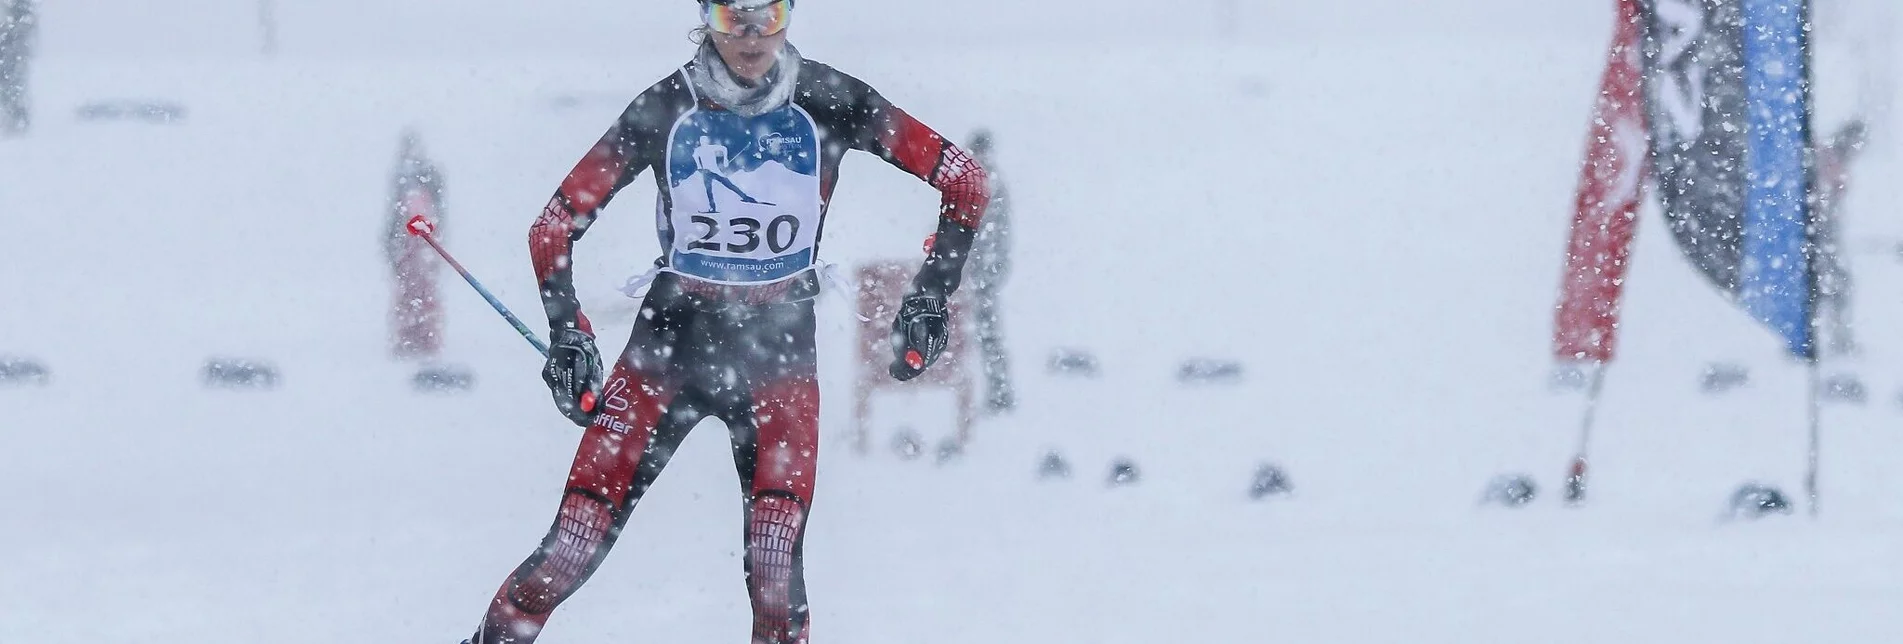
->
xmin=660 ymin=105 xmax=822 ymax=285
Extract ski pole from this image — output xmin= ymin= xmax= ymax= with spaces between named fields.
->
xmin=1563 ymin=363 xmax=1607 ymax=506
xmin=404 ymin=214 xmax=596 ymax=412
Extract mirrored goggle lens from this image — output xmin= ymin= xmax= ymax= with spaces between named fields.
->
xmin=705 ymin=1 xmax=791 ymax=36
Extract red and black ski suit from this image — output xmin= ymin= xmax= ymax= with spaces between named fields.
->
xmin=470 ymin=58 xmax=988 ymax=644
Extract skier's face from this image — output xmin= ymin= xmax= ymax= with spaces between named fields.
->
xmin=710 ymin=27 xmax=787 ymax=84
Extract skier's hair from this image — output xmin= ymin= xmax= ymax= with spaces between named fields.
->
xmin=690 ymin=26 xmax=710 ymax=44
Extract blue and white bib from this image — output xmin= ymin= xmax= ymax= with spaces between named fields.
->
xmin=659 ymin=102 xmax=822 ymax=285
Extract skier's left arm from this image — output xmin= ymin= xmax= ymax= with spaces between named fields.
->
xmin=850 ymin=89 xmax=991 ymax=297
xmin=846 ymin=81 xmax=991 ymax=380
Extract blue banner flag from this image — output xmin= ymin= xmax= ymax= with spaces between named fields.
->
xmin=1738 ymin=0 xmax=1814 ymax=358
xmin=1639 ymin=0 xmax=1816 ymax=360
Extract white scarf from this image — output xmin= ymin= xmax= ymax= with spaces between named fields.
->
xmin=684 ymin=40 xmax=802 ymax=118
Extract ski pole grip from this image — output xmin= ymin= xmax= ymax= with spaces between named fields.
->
xmin=406 ymin=214 xmax=435 ymax=237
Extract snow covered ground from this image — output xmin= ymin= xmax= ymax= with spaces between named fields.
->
xmin=4 ymin=1 xmax=1902 ymax=642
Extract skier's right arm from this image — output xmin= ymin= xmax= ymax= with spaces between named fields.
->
xmin=530 ymin=131 xmax=635 ymax=335
xmin=529 ymin=83 xmax=676 ymax=334
xmin=530 ymin=80 xmax=681 ymax=425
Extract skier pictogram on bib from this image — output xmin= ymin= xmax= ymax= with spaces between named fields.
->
xmin=690 ymin=136 xmax=775 ymax=213
xmin=663 ymin=105 xmax=821 ymax=285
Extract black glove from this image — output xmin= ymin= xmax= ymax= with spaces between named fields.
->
xmin=542 ymin=327 xmax=604 ymax=427
xmin=888 ymin=291 xmax=951 ymax=381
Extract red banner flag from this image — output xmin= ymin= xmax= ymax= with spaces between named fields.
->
xmin=1553 ymin=0 xmax=1649 ymax=364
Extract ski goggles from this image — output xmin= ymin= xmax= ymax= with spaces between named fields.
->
xmin=703 ymin=0 xmax=793 ymax=37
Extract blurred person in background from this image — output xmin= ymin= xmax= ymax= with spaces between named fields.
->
xmin=0 ymin=0 xmax=35 ymax=136
xmin=384 ymin=130 xmax=448 ymax=363
xmin=966 ymin=129 xmax=1015 ymax=415
xmin=1812 ymin=120 xmax=1868 ymax=359
xmin=463 ymin=1 xmax=990 ymax=643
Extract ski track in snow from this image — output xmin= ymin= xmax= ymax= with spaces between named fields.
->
xmin=4 ymin=2 xmax=1903 ymax=642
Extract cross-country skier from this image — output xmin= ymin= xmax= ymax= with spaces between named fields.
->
xmin=965 ymin=129 xmax=1014 ymax=414
xmin=692 ymin=134 xmax=772 ymax=212
xmin=0 ymin=0 xmax=36 ymax=136
xmin=385 ymin=130 xmax=448 ymax=362
xmin=463 ymin=1 xmax=989 ymax=643
xmin=1813 ymin=120 xmax=1867 ymax=358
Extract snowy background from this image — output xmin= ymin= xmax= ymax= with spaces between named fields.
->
xmin=4 ymin=1 xmax=1903 ymax=642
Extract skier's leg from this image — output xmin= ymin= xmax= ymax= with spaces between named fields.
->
xmin=725 ymin=303 xmax=819 ymax=644
xmin=411 ymin=272 xmax=443 ymax=357
xmin=0 ymin=2 xmax=29 ymax=135
xmin=712 ymin=173 xmax=772 ymax=205
xmin=470 ymin=361 xmax=701 ymax=644
xmin=0 ymin=60 xmax=14 ymax=134
xmin=733 ymin=374 xmax=818 ymax=644
xmin=0 ymin=22 xmax=18 ymax=134
xmin=975 ymin=287 xmax=1014 ymax=413
xmin=391 ymin=242 xmax=442 ymax=360
xmin=702 ymin=172 xmax=720 ymax=213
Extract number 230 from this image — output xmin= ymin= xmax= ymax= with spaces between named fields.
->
xmin=689 ymin=215 xmax=801 ymax=254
